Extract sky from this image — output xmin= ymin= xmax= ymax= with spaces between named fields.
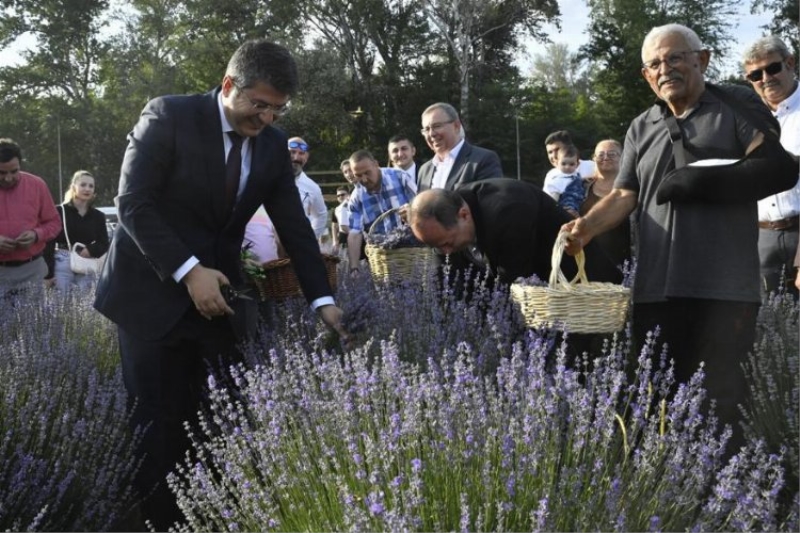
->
xmin=0 ymin=0 xmax=777 ymax=74
xmin=515 ymin=0 xmax=775 ymax=78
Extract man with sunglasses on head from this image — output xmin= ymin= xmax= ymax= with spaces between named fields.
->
xmin=94 ymin=39 xmax=348 ymax=529
xmin=288 ymin=136 xmax=328 ymax=243
xmin=417 ymin=102 xmax=503 ymax=191
xmin=563 ymin=24 xmax=798 ymax=457
xmin=743 ymin=36 xmax=800 ymax=297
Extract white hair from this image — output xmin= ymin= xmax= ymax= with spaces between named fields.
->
xmin=642 ymin=24 xmax=704 ymax=61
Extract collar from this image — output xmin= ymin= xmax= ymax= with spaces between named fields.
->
xmin=773 ymin=80 xmax=800 ymax=117
xmin=433 ymin=139 xmax=465 ymax=166
xmin=649 ymin=88 xmax=711 ymax=123
xmin=217 ymin=91 xmax=234 ymax=134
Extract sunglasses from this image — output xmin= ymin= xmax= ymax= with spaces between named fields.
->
xmin=288 ymin=141 xmax=309 ymax=151
xmin=745 ymin=61 xmax=783 ymax=82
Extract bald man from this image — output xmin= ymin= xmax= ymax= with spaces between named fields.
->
xmin=409 ymin=178 xmax=621 ymax=286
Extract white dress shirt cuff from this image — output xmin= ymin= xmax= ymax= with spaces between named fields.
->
xmin=311 ymin=296 xmax=336 ymax=310
xmin=173 ymin=257 xmax=200 ymax=282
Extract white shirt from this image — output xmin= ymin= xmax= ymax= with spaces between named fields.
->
xmin=400 ymin=162 xmax=417 ymax=181
xmin=758 ymin=81 xmax=800 ymax=222
xmin=295 ymin=171 xmax=328 ymax=239
xmin=244 ymin=205 xmax=278 ymax=263
xmin=543 ymin=172 xmax=581 ymax=200
xmin=174 ymin=92 xmax=252 ymax=281
xmin=431 ymin=139 xmax=465 ymax=189
xmin=544 ymin=159 xmax=596 ymax=186
xmin=334 ymin=202 xmax=350 ymax=230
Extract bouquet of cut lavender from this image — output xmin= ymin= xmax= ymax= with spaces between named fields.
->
xmin=365 ymin=223 xmax=424 ymax=249
xmin=514 ymin=273 xmax=547 ymax=286
xmin=364 ymin=208 xmax=434 ymax=283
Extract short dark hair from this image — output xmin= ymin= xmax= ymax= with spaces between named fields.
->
xmin=388 ymin=134 xmax=413 ymax=147
xmin=349 ymin=149 xmax=377 ymax=165
xmin=340 ymin=159 xmax=351 ymax=170
xmin=559 ymin=144 xmax=579 ymax=160
xmin=0 ymin=138 xmax=22 ymax=164
xmin=409 ymin=189 xmax=465 ymax=229
xmin=544 ymin=130 xmax=573 ymax=146
xmin=336 ymin=186 xmax=350 ymax=194
xmin=226 ymin=39 xmax=299 ymax=96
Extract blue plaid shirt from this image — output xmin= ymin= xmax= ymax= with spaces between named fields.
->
xmin=348 ymin=168 xmax=417 ymax=235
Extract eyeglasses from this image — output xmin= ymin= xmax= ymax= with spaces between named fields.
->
xmin=745 ymin=61 xmax=784 ymax=82
xmin=594 ymin=151 xmax=620 ymax=159
xmin=233 ymin=82 xmax=291 ymax=117
xmin=642 ymin=50 xmax=702 ymax=72
xmin=336 ymin=193 xmax=348 ymax=198
xmin=288 ymin=140 xmax=309 ymax=151
xmin=420 ymin=120 xmax=455 ymax=136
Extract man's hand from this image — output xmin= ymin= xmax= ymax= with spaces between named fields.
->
xmin=397 ymin=203 xmax=409 ymax=223
xmin=0 ymin=235 xmax=17 ymax=253
xmin=183 ymin=264 xmax=234 ymax=320
xmin=318 ymin=304 xmax=350 ymax=344
xmin=14 ymin=230 xmax=37 ymax=249
xmin=560 ymin=217 xmax=591 ymax=256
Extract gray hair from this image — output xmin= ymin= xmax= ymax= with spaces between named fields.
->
xmin=642 ymin=24 xmax=704 ymax=62
xmin=742 ymin=36 xmax=792 ymax=65
xmin=422 ymin=102 xmax=465 ymax=140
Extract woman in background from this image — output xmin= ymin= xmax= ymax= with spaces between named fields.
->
xmin=45 ymin=170 xmax=109 ymax=291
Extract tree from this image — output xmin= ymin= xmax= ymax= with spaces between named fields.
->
xmin=751 ymin=0 xmax=800 ymax=58
xmin=580 ymin=0 xmax=740 ymax=136
xmin=420 ymin=0 xmax=559 ymax=124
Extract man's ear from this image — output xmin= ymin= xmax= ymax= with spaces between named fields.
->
xmin=697 ymin=49 xmax=711 ymax=73
xmin=221 ymin=75 xmax=235 ymax=96
xmin=786 ymin=54 xmax=796 ymax=72
xmin=458 ymin=205 xmax=471 ymax=222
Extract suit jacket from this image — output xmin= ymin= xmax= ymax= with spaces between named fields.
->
xmin=417 ymin=142 xmax=503 ymax=191
xmin=456 ymin=178 xmax=622 ymax=285
xmin=94 ymin=89 xmax=330 ymax=340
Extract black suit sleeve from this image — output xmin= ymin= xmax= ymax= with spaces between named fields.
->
xmin=116 ymin=97 xmax=195 ymax=280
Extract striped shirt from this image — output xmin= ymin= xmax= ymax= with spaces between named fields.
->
xmin=348 ymin=168 xmax=416 ymax=235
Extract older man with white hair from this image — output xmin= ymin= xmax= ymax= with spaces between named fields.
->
xmin=563 ymin=23 xmax=798 ymax=453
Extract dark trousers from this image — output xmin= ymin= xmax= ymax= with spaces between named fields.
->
xmin=119 ymin=307 xmax=243 ymax=531
xmin=632 ymin=299 xmax=759 ymax=455
xmin=758 ymin=227 xmax=799 ymax=298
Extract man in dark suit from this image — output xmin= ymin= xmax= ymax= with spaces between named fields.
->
xmin=408 ymin=178 xmax=621 ymax=286
xmin=94 ymin=39 xmax=346 ymax=529
xmin=416 ymin=102 xmax=503 ymax=191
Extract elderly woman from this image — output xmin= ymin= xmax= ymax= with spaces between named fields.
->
xmin=579 ymin=139 xmax=632 ymax=269
xmin=45 ymin=170 xmax=109 ymax=291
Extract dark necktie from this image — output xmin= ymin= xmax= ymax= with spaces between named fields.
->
xmin=225 ymin=131 xmax=244 ymax=213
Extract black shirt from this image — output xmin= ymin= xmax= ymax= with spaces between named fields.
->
xmin=44 ymin=203 xmax=110 ymax=278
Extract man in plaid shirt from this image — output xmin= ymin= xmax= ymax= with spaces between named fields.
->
xmin=346 ymin=149 xmax=417 ymax=271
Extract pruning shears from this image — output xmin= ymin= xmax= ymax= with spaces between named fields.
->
xmin=220 ymin=284 xmax=254 ymax=304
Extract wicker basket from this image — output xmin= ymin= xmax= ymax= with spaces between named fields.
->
xmin=510 ymin=232 xmax=630 ymax=333
xmin=253 ymin=254 xmax=340 ymax=300
xmin=364 ymin=207 xmax=434 ymax=283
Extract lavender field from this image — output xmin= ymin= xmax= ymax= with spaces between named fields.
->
xmin=0 ymin=271 xmax=797 ymax=532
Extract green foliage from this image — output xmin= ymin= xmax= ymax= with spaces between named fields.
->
xmin=0 ymin=0 xmax=769 ymax=192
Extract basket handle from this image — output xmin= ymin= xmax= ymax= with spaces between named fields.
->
xmin=548 ymin=231 xmax=589 ymax=290
xmin=367 ymin=206 xmax=401 ymax=238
